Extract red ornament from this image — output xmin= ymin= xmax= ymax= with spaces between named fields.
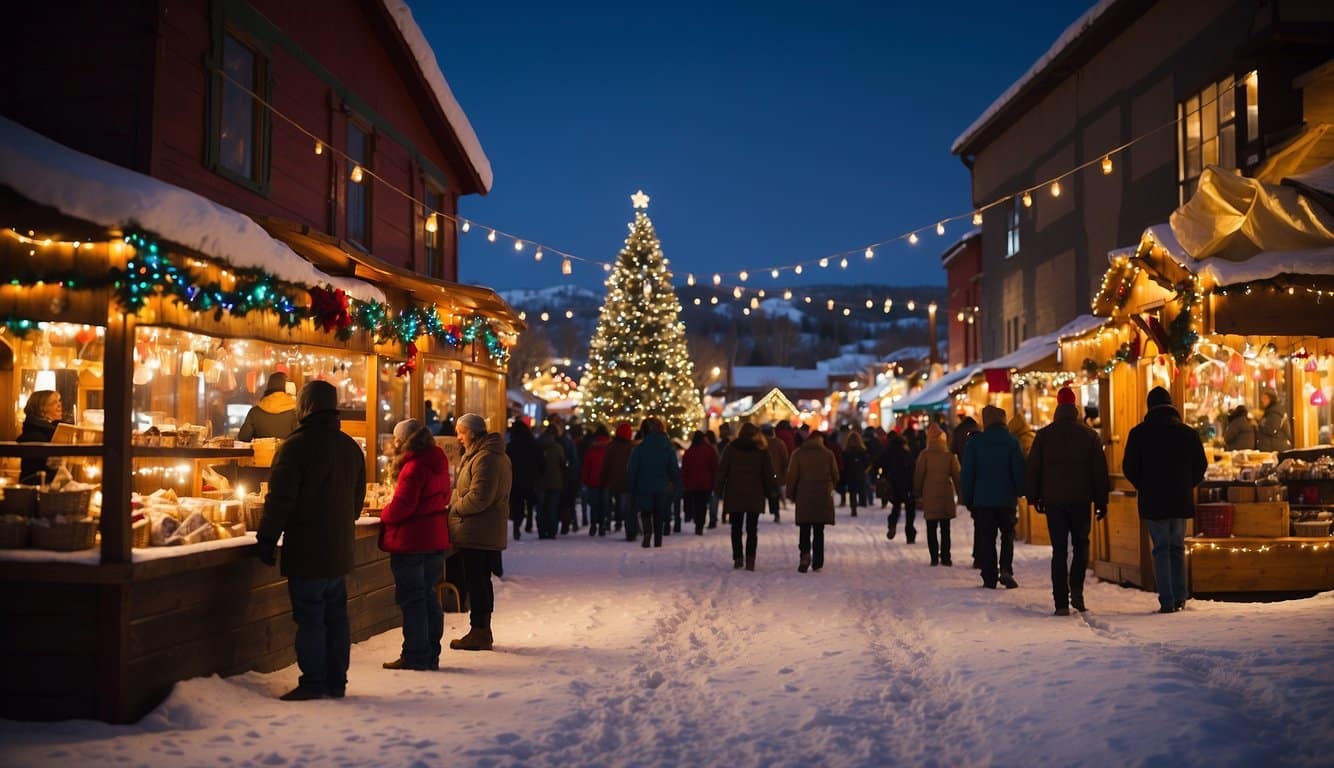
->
xmin=309 ymin=286 xmax=352 ymax=334
xmin=75 ymin=328 xmax=96 ymax=346
xmin=1227 ymin=352 xmax=1245 ymax=374
xmin=1313 ymin=388 xmax=1329 ymax=407
xmin=395 ymin=341 xmax=419 ymax=378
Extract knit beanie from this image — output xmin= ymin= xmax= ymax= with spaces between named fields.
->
xmin=982 ymin=405 xmax=1006 ymax=428
xmin=1146 ymin=386 xmax=1173 ymax=410
xmin=457 ymin=412 xmax=487 ymax=436
xmin=1056 ymin=386 xmax=1076 ymax=406
xmin=393 ymin=418 xmax=421 ymax=442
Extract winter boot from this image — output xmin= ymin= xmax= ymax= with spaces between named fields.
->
xmin=279 ymin=686 xmax=328 ymax=701
xmin=733 ymin=558 xmax=744 ymax=569
xmin=798 ymin=555 xmax=810 ymax=573
xmin=513 ymin=521 xmax=522 ymax=540
xmin=450 ymin=626 xmax=494 ymax=651
xmin=654 ymin=532 xmax=663 ymax=547
xmin=745 ymin=556 xmax=756 ymax=571
xmin=382 ymin=656 xmax=436 ymax=671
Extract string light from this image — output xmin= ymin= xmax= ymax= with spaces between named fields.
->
xmin=514 ymin=240 xmax=524 ymax=252
xmin=865 ymin=300 xmax=874 ymax=309
xmin=686 ymin=273 xmax=695 ymax=286
xmin=907 ymin=300 xmax=915 ymax=311
xmin=973 ymin=212 xmax=983 ymax=226
xmin=739 ymin=270 xmax=749 ymax=282
xmin=794 ymin=265 xmax=803 ymax=275
xmin=349 ymin=165 xmax=364 ymax=183
xmin=839 ymin=257 xmax=848 ymax=269
xmin=864 ymin=247 xmax=875 ymax=259
xmin=461 ymin=221 xmax=471 ymax=233
xmin=908 ymin=232 xmax=919 ymax=245
xmin=1050 ymin=181 xmax=1062 ymax=197
xmin=1022 ymin=191 xmax=1033 ymax=208
xmin=425 ymin=213 xmax=438 ymax=233
xmin=1101 ymin=155 xmax=1113 ymax=175
xmin=534 ymin=248 xmax=543 ymax=261
xmin=561 ymin=258 xmax=572 ymax=275
xmin=771 ymin=268 xmax=780 ymax=278
xmin=314 ymin=140 xmax=324 ymax=156
xmin=936 ymin=222 xmax=945 ymax=236
xmin=487 ymin=229 xmax=497 ymax=243
xmin=713 ymin=273 xmax=722 ymax=285
xmin=819 ymin=258 xmax=829 ymax=268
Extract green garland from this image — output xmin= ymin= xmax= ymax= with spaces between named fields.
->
xmin=4 ymin=231 xmax=509 ymax=366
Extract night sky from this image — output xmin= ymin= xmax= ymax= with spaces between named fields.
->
xmin=412 ymin=1 xmax=1097 ymax=293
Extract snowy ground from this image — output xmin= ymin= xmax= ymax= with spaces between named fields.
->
xmin=3 ymin=505 xmax=1333 ymax=768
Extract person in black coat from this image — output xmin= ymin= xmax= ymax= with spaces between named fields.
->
xmin=1122 ymin=387 xmax=1207 ymax=614
xmin=506 ymin=419 xmax=543 ymax=540
xmin=17 ymin=389 xmax=64 ymax=484
xmin=1223 ymin=404 xmax=1256 ymax=451
xmin=1255 ymin=387 xmax=1292 ymax=452
xmin=879 ymin=430 xmax=917 ymax=542
xmin=256 ymin=381 xmax=367 ymax=700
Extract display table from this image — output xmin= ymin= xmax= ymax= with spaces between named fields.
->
xmin=1188 ymin=537 xmax=1334 ymax=593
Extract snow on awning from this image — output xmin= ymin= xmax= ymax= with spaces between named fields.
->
xmin=892 ymin=365 xmax=983 ymax=412
xmin=0 ymin=117 xmax=384 ymax=304
xmin=983 ymin=315 xmax=1109 ymax=373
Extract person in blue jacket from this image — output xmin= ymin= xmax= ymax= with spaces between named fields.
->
xmin=961 ymin=405 xmax=1026 ymax=590
xmin=625 ymin=417 xmax=682 ymax=548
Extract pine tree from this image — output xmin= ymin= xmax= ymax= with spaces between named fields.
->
xmin=581 ymin=191 xmax=703 ymax=437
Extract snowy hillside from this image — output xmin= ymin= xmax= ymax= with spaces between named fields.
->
xmin=2 ymin=508 xmax=1330 ymax=767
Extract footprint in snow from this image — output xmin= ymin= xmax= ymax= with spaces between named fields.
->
xmin=642 ymin=671 xmax=666 ymax=689
xmin=778 ymin=667 xmax=794 ymax=674
xmin=784 ymin=684 xmax=800 ymax=693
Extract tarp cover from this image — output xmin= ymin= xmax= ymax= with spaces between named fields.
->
xmin=1170 ymin=165 xmax=1334 ymax=262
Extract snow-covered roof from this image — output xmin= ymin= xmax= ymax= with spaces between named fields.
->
xmin=982 ymin=314 xmax=1108 ymax=372
xmin=1117 ymin=222 xmax=1334 ymax=288
xmin=892 ymin=365 xmax=984 ymax=412
xmin=816 ymin=353 xmax=878 ymax=375
xmin=0 ymin=117 xmax=384 ymax=304
xmin=941 ymin=227 xmax=982 ymax=266
xmin=731 ymin=367 xmax=830 ymax=391
xmin=881 ymin=345 xmax=931 ymax=363
xmin=380 ymin=1 xmax=493 ymax=193
xmin=951 ymin=0 xmax=1120 ymax=154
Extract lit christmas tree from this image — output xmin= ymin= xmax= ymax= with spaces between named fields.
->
xmin=581 ymin=190 xmax=703 ymax=437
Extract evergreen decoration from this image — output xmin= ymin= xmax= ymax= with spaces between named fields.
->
xmin=10 ymin=230 xmax=509 ymax=370
xmin=580 ymin=195 xmax=703 ymax=437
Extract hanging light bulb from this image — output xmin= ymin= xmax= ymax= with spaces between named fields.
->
xmin=514 ymin=240 xmax=524 ymax=252
xmin=540 ymin=312 xmax=550 ymax=322
xmin=739 ymin=270 xmax=749 ymax=282
xmin=565 ymin=309 xmax=574 ymax=319
xmin=743 ymin=308 xmax=751 ymax=316
xmin=693 ymin=297 xmax=701 ymax=306
xmin=1022 ymin=191 xmax=1033 ymax=208
xmin=865 ymin=247 xmax=875 ymax=259
xmin=561 ymin=258 xmax=572 ymax=275
xmin=819 ymin=258 xmax=829 ymax=268
xmin=687 ymin=273 xmax=695 ymax=286
xmin=804 ymin=296 xmax=812 ymax=304
xmin=883 ymin=299 xmax=892 ymax=313
xmin=534 ymin=248 xmax=543 ymax=261
xmin=461 ymin=221 xmax=471 ymax=233
xmin=842 ymin=308 xmax=851 ymax=316
xmin=865 ymin=299 xmax=873 ymax=309
xmin=908 ymin=232 xmax=919 ymax=245
xmin=1050 ymin=181 xmax=1062 ymax=197
xmin=1101 ymin=155 xmax=1114 ymax=175
xmin=750 ymin=297 xmax=759 ymax=310
xmin=349 ymin=164 xmax=364 ymax=183
xmin=827 ymin=299 xmax=835 ymax=311
xmin=839 ymin=258 xmax=848 ymax=269
xmin=713 ymin=273 xmax=722 ymax=285
xmin=710 ymin=296 xmax=719 ymax=305
xmin=936 ymin=222 xmax=945 ymax=236
xmin=783 ymin=289 xmax=793 ymax=300
xmin=907 ymin=300 xmax=916 ymax=311
xmin=733 ymin=286 xmax=743 ymax=299
xmin=603 ymin=263 xmax=611 ymax=272
xmin=487 ymin=229 xmax=497 ymax=243
xmin=957 ymin=311 xmax=965 ymax=322
xmin=795 ymin=265 xmax=804 ymax=275
xmin=425 ymin=213 xmax=438 ymax=233
xmin=314 ymin=140 xmax=324 ymax=155
xmin=972 ymin=211 xmax=983 ymax=226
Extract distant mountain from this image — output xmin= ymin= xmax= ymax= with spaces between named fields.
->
xmin=501 ymin=283 xmax=946 ymax=384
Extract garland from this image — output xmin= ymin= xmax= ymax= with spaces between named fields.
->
xmin=5 ymin=231 xmax=510 ymax=372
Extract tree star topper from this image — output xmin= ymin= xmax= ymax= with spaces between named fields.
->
xmin=630 ymin=189 xmax=650 ymax=209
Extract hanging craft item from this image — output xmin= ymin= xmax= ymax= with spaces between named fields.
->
xmin=180 ymin=349 xmax=199 ymax=377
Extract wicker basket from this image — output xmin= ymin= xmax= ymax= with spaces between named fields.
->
xmin=0 ymin=485 xmax=40 ymax=517
xmin=1293 ymin=520 xmax=1332 ymax=537
xmin=0 ymin=517 xmax=29 ymax=549
xmin=31 ymin=519 xmax=97 ymax=551
xmin=36 ymin=489 xmax=93 ymax=520
xmin=1195 ymin=504 xmax=1234 ymax=538
xmin=132 ymin=518 xmax=151 ymax=548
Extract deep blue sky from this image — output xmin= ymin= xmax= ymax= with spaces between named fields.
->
xmin=412 ymin=1 xmax=1096 ymax=292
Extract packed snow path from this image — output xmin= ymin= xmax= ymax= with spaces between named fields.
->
xmin=3 ymin=507 xmax=1333 ymax=767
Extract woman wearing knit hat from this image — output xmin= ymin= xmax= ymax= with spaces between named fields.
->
xmin=379 ymin=419 xmax=451 ymax=670
xmin=448 ymin=414 xmax=512 ymax=651
xmin=914 ymin=423 xmax=961 ymax=566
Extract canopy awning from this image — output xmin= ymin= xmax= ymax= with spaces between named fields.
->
xmin=892 ymin=365 xmax=984 ymax=412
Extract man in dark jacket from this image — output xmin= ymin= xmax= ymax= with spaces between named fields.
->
xmin=257 ymin=381 xmax=366 ymax=701
xmin=625 ymin=418 xmax=682 ymax=548
xmin=879 ymin=431 xmax=917 ymax=541
xmin=602 ymin=421 xmax=636 ymax=539
xmin=1027 ymin=386 xmax=1110 ymax=615
xmin=449 ymin=413 xmax=513 ymax=651
xmin=1123 ymin=387 xmax=1207 ymax=613
xmin=960 ymin=406 xmax=1025 ymax=590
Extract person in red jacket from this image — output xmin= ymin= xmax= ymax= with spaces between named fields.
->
xmin=681 ymin=430 xmax=719 ymax=535
xmin=379 ymin=419 xmax=451 ymax=671
xmin=580 ymin=424 xmax=612 ymax=536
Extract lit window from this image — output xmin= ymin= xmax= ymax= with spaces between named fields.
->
xmin=1178 ymin=73 xmax=1249 ymax=203
xmin=424 ymin=186 xmax=444 ymax=278
xmin=1006 ymin=198 xmax=1021 ymax=258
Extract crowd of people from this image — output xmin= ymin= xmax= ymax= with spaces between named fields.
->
xmin=245 ymin=380 xmax=1207 ymax=701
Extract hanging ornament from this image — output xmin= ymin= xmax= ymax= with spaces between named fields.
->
xmin=180 ymin=349 xmax=199 ymax=377
xmin=1307 ymin=357 xmax=1320 ymax=372
xmin=1312 ymin=388 xmax=1329 ymax=407
xmin=1227 ymin=351 xmax=1245 ymax=374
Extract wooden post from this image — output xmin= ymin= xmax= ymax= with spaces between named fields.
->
xmin=100 ymin=310 xmax=133 ymax=565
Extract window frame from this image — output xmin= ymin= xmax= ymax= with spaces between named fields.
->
xmin=1005 ymin=197 xmax=1021 ymax=259
xmin=206 ymin=25 xmax=272 ymax=195
xmin=345 ymin=119 xmax=374 ymax=251
xmin=423 ymin=182 xmax=445 ymax=279
xmin=1177 ymin=73 xmax=1248 ymax=204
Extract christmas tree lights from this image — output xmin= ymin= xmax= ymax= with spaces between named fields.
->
xmin=580 ymin=192 xmax=703 ymax=437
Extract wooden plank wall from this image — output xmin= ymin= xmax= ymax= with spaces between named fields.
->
xmin=0 ymin=581 xmax=101 ymax=720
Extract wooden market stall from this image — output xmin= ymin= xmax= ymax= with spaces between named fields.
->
xmin=0 ymin=136 xmax=519 ymax=722
xmin=1069 ymin=164 xmax=1334 ymax=598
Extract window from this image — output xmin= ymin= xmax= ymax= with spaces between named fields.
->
xmin=211 ymin=31 xmax=269 ymax=189
xmin=347 ymin=123 xmax=371 ymax=247
xmin=424 ymin=186 xmax=444 ymax=278
xmin=1178 ymin=73 xmax=1251 ymax=203
xmin=1006 ymin=198 xmax=1021 ymax=258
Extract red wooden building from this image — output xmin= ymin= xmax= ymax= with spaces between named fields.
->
xmin=941 ymin=230 xmax=982 ymax=368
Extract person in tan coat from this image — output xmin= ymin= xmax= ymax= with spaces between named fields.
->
xmin=785 ymin=431 xmax=839 ymax=572
xmin=1008 ymin=410 xmax=1036 ymax=458
xmin=913 ymin=424 xmax=961 ymax=566
xmin=448 ymin=413 xmax=512 ymax=652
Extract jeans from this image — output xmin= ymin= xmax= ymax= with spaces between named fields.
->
xmin=731 ymin=508 xmax=762 ymax=562
xmin=1044 ymin=504 xmax=1092 ymax=609
xmin=287 ymin=575 xmax=350 ymax=695
xmin=974 ymin=506 xmax=1016 ymax=586
xmin=798 ymin=523 xmax=825 ymax=569
xmin=620 ymin=492 xmax=640 ymax=539
xmin=888 ymin=497 xmax=916 ymax=538
xmin=457 ymin=548 xmax=495 ymax=629
xmin=538 ymin=489 xmax=561 ymax=538
xmin=1147 ymin=518 xmax=1188 ymax=610
xmin=927 ymin=519 xmax=951 ymax=563
xmin=685 ymin=490 xmax=711 ymax=533
xmin=586 ymin=486 xmax=609 ymax=532
xmin=638 ymin=494 xmax=669 ymax=544
xmin=390 ymin=551 xmax=446 ymax=666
